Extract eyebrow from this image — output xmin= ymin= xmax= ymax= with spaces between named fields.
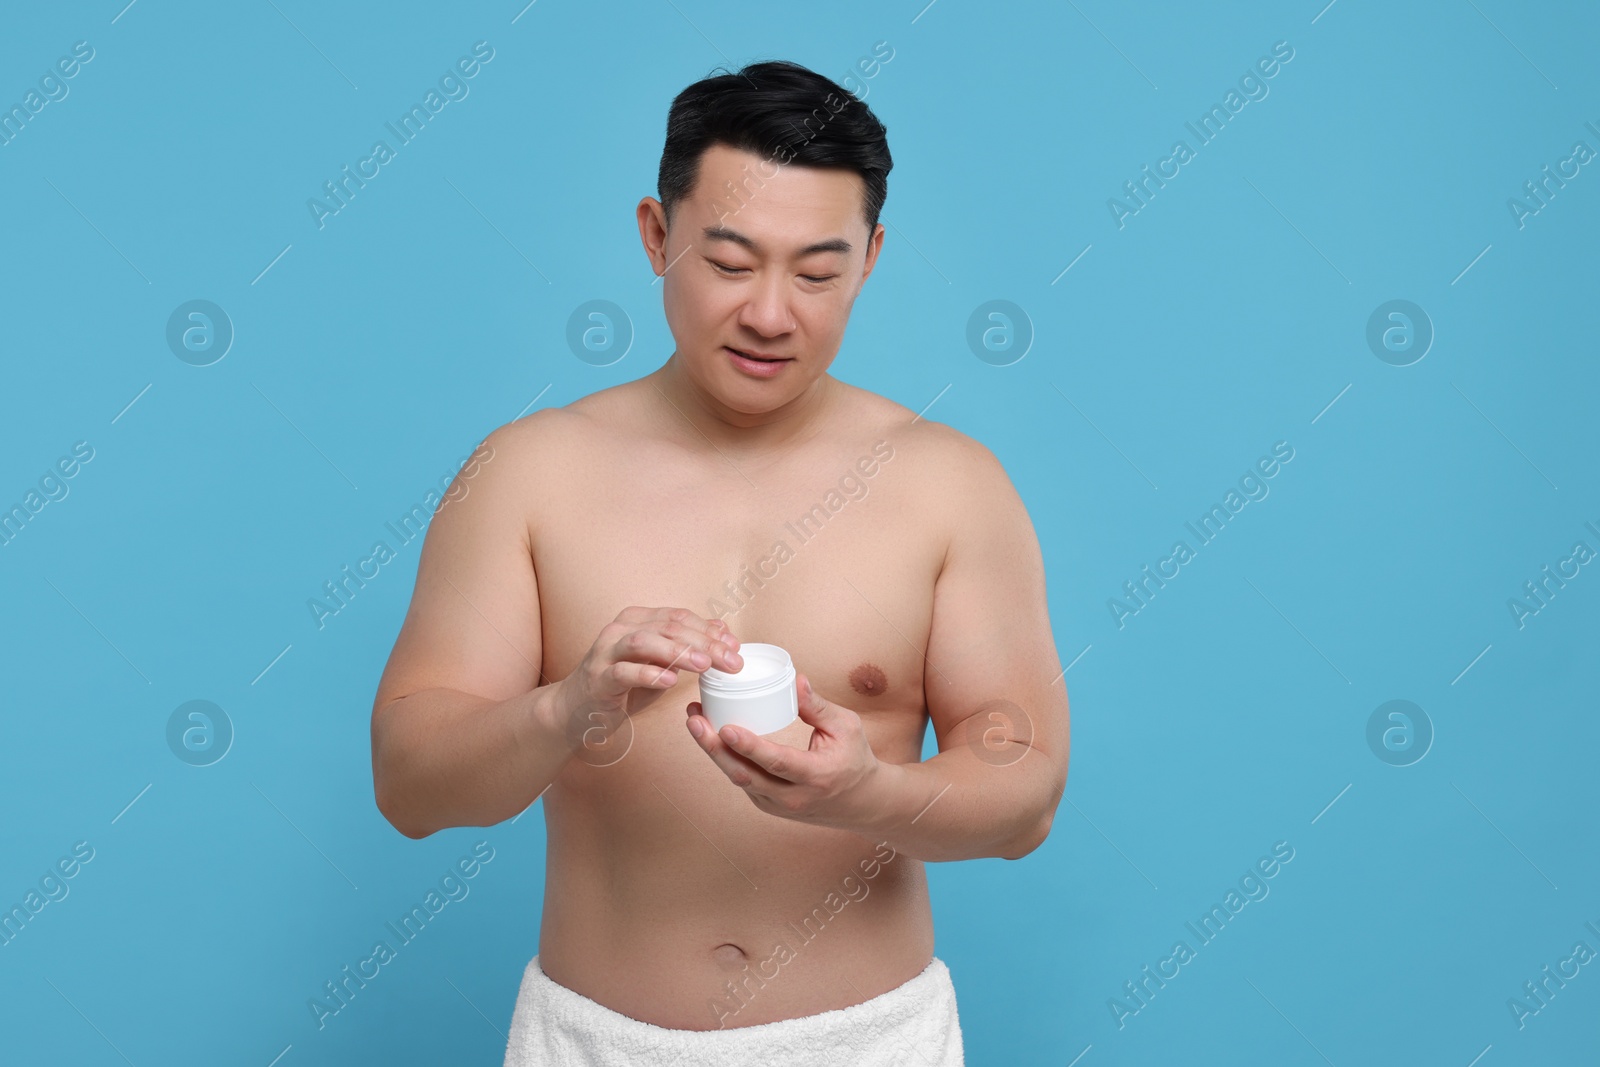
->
xmin=701 ymin=224 xmax=852 ymax=258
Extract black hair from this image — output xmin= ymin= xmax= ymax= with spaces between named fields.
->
xmin=657 ymin=60 xmax=892 ymax=240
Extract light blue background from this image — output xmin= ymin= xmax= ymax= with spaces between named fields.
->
xmin=2 ymin=1 xmax=1596 ymax=1064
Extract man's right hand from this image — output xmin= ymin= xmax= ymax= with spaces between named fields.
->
xmin=550 ymin=607 xmax=743 ymax=754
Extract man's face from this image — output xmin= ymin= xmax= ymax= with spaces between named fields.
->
xmin=638 ymin=143 xmax=884 ymax=415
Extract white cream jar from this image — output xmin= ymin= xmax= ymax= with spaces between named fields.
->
xmin=698 ymin=642 xmax=798 ymax=735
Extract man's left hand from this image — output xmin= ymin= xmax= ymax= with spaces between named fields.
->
xmin=686 ymin=672 xmax=892 ymax=830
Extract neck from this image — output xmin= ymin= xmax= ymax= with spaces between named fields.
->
xmin=648 ymin=351 xmax=836 ymax=458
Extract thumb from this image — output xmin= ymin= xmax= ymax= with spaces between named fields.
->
xmin=795 ymin=673 xmax=833 ymax=727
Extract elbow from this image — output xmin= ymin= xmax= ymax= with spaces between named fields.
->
xmin=375 ymin=781 xmax=429 ymax=840
xmin=372 ymin=704 xmax=431 ymax=840
xmin=373 ymin=753 xmax=433 ymax=840
xmin=389 ymin=812 xmax=432 ymax=841
xmin=382 ymin=803 xmax=434 ymax=841
xmin=1000 ymin=773 xmax=1064 ymax=860
xmin=999 ymin=758 xmax=1065 ymax=861
xmin=1000 ymin=811 xmax=1053 ymax=861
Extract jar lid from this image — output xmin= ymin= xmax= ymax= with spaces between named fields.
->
xmin=700 ymin=642 xmax=793 ymax=693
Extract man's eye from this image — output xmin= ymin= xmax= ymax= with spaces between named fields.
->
xmin=711 ymin=261 xmax=832 ymax=284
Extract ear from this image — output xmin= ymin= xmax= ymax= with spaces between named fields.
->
xmin=858 ymin=221 xmax=886 ymax=287
xmin=636 ymin=197 xmax=669 ymax=276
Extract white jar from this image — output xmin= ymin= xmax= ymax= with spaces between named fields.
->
xmin=698 ymin=642 xmax=798 ymax=735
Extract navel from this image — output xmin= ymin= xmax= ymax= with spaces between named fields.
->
xmin=849 ymin=663 xmax=889 ymax=698
xmin=711 ymin=943 xmax=748 ymax=965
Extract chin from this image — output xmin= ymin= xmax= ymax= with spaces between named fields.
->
xmin=719 ymin=385 xmax=796 ymax=415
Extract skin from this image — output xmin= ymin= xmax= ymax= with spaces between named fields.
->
xmin=370 ymin=142 xmax=1070 ymax=1031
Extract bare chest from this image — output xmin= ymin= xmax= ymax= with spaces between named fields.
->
xmin=532 ymin=437 xmax=937 ymax=730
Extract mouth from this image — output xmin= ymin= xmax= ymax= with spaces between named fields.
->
xmin=725 ymin=346 xmax=791 ymax=364
xmin=724 ymin=346 xmax=794 ymax=377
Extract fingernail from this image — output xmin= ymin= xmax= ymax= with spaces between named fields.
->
xmin=689 ymin=718 xmax=704 ymax=738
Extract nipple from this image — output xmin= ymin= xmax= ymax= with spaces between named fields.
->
xmin=849 ymin=663 xmax=889 ymax=698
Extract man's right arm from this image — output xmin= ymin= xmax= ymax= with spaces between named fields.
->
xmin=370 ymin=422 xmax=564 ymax=839
xmin=368 ymin=417 xmax=744 ymax=840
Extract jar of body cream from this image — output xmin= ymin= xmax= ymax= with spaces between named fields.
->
xmin=698 ymin=642 xmax=798 ymax=735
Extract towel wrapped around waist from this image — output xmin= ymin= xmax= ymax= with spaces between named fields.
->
xmin=502 ymin=953 xmax=964 ymax=1066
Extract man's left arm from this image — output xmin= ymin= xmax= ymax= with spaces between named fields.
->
xmin=854 ymin=437 xmax=1069 ymax=861
xmin=686 ymin=434 xmax=1070 ymax=862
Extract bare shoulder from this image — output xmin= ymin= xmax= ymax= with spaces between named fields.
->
xmin=476 ymin=392 xmax=612 ymax=475
xmin=834 ymin=380 xmax=1015 ymax=502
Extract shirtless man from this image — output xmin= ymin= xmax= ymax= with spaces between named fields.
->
xmin=370 ymin=59 xmax=1069 ymax=1064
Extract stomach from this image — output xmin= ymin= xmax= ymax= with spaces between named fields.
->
xmin=532 ymin=697 xmax=935 ymax=1030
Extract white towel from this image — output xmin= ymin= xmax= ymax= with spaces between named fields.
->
xmin=502 ymin=953 xmax=965 ymax=1066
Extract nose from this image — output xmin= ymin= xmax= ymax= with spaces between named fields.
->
xmin=736 ymin=271 xmax=797 ymax=338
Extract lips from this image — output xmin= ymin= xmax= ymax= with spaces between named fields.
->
xmin=725 ymin=346 xmax=792 ymax=379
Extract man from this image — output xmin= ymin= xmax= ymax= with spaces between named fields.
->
xmin=370 ymin=59 xmax=1069 ymax=1065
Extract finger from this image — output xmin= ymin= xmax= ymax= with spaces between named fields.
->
xmin=607 ymin=660 xmax=683 ymax=691
xmin=655 ymin=617 xmax=743 ymax=670
xmin=653 ymin=607 xmax=742 ymax=651
xmin=718 ymin=723 xmax=812 ymax=784
xmin=609 ymin=630 xmax=718 ymax=675
xmin=795 ymin=674 xmax=835 ymax=729
xmin=707 ymin=617 xmax=741 ymax=648
xmin=688 ymin=711 xmax=790 ymax=791
xmin=619 ymin=606 xmax=738 ymax=652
